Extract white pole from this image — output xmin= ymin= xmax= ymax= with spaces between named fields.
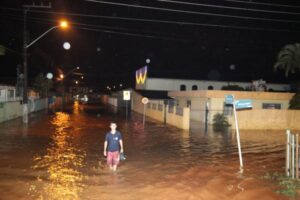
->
xmin=292 ymin=134 xmax=295 ymax=179
xmin=287 ymin=130 xmax=290 ymax=176
xmin=143 ymin=104 xmax=146 ymax=126
xmin=233 ymin=101 xmax=243 ymax=171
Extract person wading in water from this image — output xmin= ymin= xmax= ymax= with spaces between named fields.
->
xmin=103 ymin=122 xmax=124 ymax=171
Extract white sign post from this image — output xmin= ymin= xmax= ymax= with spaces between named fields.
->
xmin=142 ymin=97 xmax=149 ymax=126
xmin=123 ymin=91 xmax=131 ymax=119
xmin=225 ymin=95 xmax=253 ymax=173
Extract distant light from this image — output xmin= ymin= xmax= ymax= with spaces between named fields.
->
xmin=120 ymin=84 xmax=123 ymax=87
xmin=113 ymin=85 xmax=115 ymax=88
xmin=60 ymin=74 xmax=64 ymax=79
xmin=97 ymin=47 xmax=101 ymax=52
xmin=229 ymin=64 xmax=236 ymax=70
xmin=63 ymin=42 xmax=71 ymax=50
xmin=46 ymin=73 xmax=53 ymax=80
xmin=81 ymin=76 xmax=84 ymax=79
xmin=146 ymin=58 xmax=151 ymax=64
xmin=77 ymin=66 xmax=80 ymax=70
xmin=75 ymin=80 xmax=79 ymax=84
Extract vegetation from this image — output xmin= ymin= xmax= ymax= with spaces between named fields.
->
xmin=274 ymin=43 xmax=300 ymax=77
xmin=264 ymin=172 xmax=300 ymax=197
xmin=32 ymin=73 xmax=53 ymax=98
xmin=289 ymin=94 xmax=300 ymax=109
xmin=212 ymin=113 xmax=230 ymax=131
xmin=221 ymin=85 xmax=244 ymax=91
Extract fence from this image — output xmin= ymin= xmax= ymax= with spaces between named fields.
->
xmin=286 ymin=130 xmax=299 ymax=179
xmin=131 ymin=91 xmax=190 ymax=130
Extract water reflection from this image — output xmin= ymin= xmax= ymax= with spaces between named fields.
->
xmin=32 ymin=112 xmax=85 ymax=200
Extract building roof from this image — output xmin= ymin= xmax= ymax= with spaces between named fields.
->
xmin=135 ymin=90 xmax=173 ymax=100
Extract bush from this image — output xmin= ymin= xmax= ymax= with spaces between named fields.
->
xmin=213 ymin=113 xmax=230 ymax=131
xmin=221 ymin=85 xmax=244 ymax=91
xmin=289 ymin=93 xmax=300 ymax=109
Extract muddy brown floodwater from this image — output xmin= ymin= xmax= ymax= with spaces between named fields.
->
xmin=0 ymin=102 xmax=297 ymax=200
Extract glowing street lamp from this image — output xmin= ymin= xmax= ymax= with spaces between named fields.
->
xmin=59 ymin=74 xmax=64 ymax=79
xmin=23 ymin=19 xmax=70 ymax=123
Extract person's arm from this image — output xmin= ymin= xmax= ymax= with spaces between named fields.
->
xmin=119 ymin=139 xmax=124 ymax=153
xmin=104 ymin=141 xmax=108 ymax=156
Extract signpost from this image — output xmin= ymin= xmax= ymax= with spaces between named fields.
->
xmin=225 ymin=95 xmax=253 ymax=172
xmin=123 ymin=90 xmax=131 ymax=119
xmin=141 ymin=97 xmax=149 ymax=126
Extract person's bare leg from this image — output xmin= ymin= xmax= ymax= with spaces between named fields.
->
xmin=112 ymin=165 xmax=117 ymax=171
xmin=109 ymin=165 xmax=114 ymax=171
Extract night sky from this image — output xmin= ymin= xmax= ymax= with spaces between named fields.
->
xmin=1 ymin=0 xmax=300 ymax=91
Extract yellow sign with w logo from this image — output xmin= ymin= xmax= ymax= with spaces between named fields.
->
xmin=136 ymin=66 xmax=148 ymax=85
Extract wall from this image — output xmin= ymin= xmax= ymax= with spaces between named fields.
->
xmin=0 ymin=98 xmax=47 ymax=123
xmin=233 ymin=110 xmax=300 ymax=130
xmin=166 ymin=106 xmax=190 ymax=130
xmin=131 ymin=91 xmax=190 ymax=130
xmin=169 ymin=90 xmax=297 ymax=130
xmin=146 ymin=78 xmax=290 ymax=91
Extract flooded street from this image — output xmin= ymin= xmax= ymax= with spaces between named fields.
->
xmin=0 ymin=102 xmax=293 ymax=200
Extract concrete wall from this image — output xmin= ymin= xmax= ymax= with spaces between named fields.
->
xmin=0 ymin=98 xmax=47 ymax=123
xmin=233 ymin=110 xmax=300 ymax=130
xmin=166 ymin=106 xmax=190 ymax=130
xmin=146 ymin=78 xmax=290 ymax=91
xmin=169 ymin=90 xmax=298 ymax=130
xmin=132 ymin=91 xmax=190 ymax=130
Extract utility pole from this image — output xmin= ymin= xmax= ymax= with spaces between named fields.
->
xmin=23 ymin=2 xmax=51 ymax=123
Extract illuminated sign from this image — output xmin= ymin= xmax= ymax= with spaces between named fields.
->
xmin=136 ymin=66 xmax=148 ymax=85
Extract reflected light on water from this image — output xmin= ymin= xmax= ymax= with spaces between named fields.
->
xmin=32 ymin=112 xmax=85 ymax=200
xmin=73 ymin=101 xmax=80 ymax=115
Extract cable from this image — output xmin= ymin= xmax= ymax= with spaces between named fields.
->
xmin=76 ymin=27 xmax=187 ymax=41
xmin=1 ymin=12 xmax=300 ymax=34
xmin=84 ymin=0 xmax=300 ymax=23
xmin=225 ymin=0 xmax=300 ymax=9
xmin=0 ymin=14 xmax=188 ymax=41
xmin=157 ymin=0 xmax=300 ymax=15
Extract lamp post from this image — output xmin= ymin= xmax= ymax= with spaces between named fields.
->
xmin=22 ymin=20 xmax=68 ymax=123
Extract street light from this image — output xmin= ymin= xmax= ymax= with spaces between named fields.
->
xmin=23 ymin=20 xmax=69 ymax=123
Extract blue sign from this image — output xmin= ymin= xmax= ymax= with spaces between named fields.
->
xmin=235 ymin=99 xmax=253 ymax=109
xmin=225 ymin=95 xmax=234 ymax=105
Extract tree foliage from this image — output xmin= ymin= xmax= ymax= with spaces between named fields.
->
xmin=221 ymin=85 xmax=244 ymax=91
xmin=274 ymin=43 xmax=300 ymax=77
xmin=213 ymin=113 xmax=230 ymax=132
xmin=32 ymin=73 xmax=53 ymax=98
xmin=289 ymin=94 xmax=300 ymax=109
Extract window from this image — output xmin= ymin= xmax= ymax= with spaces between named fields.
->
xmin=180 ymin=84 xmax=186 ymax=91
xmin=187 ymin=100 xmax=191 ymax=108
xmin=192 ymin=85 xmax=198 ymax=90
xmin=262 ymin=103 xmax=281 ymax=109
xmin=208 ymin=85 xmax=214 ymax=90
xmin=223 ymin=103 xmax=233 ymax=116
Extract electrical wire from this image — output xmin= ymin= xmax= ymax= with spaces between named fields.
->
xmin=84 ymin=0 xmax=300 ymax=23
xmin=1 ymin=11 xmax=299 ymax=36
xmin=157 ymin=0 xmax=300 ymax=15
xmin=0 ymin=14 xmax=188 ymax=41
xmin=225 ymin=0 xmax=300 ymax=9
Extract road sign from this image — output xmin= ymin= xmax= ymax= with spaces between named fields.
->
xmin=225 ymin=94 xmax=234 ymax=105
xmin=235 ymin=99 xmax=252 ymax=109
xmin=123 ymin=90 xmax=130 ymax=101
xmin=142 ymin=97 xmax=149 ymax=104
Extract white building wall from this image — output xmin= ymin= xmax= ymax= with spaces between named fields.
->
xmin=145 ymin=78 xmax=290 ymax=92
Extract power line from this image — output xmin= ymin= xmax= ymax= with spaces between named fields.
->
xmin=225 ymin=0 xmax=300 ymax=9
xmin=1 ymin=11 xmax=300 ymax=35
xmin=157 ymin=0 xmax=300 ymax=15
xmin=0 ymin=14 xmax=188 ymax=41
xmin=84 ymin=0 xmax=300 ymax=23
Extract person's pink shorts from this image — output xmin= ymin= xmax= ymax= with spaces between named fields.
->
xmin=107 ymin=151 xmax=120 ymax=166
